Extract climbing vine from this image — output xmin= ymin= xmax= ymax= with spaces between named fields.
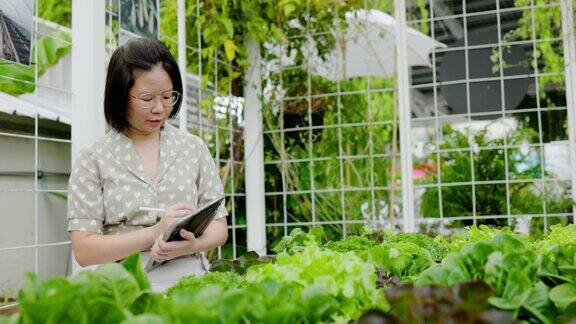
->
xmin=159 ymin=0 xmax=396 ymax=95
xmin=499 ymin=0 xmax=564 ymax=105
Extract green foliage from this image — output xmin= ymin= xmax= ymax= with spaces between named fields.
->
xmin=38 ymin=0 xmax=72 ymax=27
xmin=324 ymin=235 xmax=380 ymax=260
xmin=17 ymin=254 xmax=155 ymax=323
xmin=162 ymin=243 xmax=388 ymax=323
xmin=0 ymin=315 xmax=18 ymax=324
xmin=499 ymin=0 xmax=564 ymax=103
xmin=489 ymin=280 xmax=555 ymax=324
xmin=0 ymin=63 xmax=34 ymax=95
xmin=417 ymin=233 xmax=534 ymax=288
xmin=160 ymin=3 xmax=403 ymax=244
xmin=415 ymin=232 xmax=574 ymax=322
xmin=246 ymin=244 xmax=388 ymax=320
xmin=405 ymin=0 xmax=430 ymax=35
xmin=209 ymin=251 xmax=275 ymax=274
xmin=160 ymin=0 xmax=375 ymax=94
xmin=448 ymin=225 xmax=516 ymax=252
xmin=368 ymin=242 xmax=434 ymax=282
xmin=385 ymin=232 xmax=449 ymax=262
xmin=549 ymin=282 xmax=576 ymax=314
xmin=536 ymin=224 xmax=576 ymax=255
xmin=17 ymin=274 xmax=78 ymax=323
xmin=358 ymin=281 xmax=516 ymax=324
xmin=272 ymin=226 xmax=325 ymax=254
xmin=163 ymin=278 xmax=381 ymax=323
xmin=164 ymin=271 xmax=245 ymax=298
xmin=263 ymin=75 xmax=398 ymax=241
xmin=539 ymin=244 xmax=576 ymax=318
xmin=12 ymin=226 xmax=576 ymax=323
xmin=419 ymin=121 xmax=572 ymax=221
xmin=122 ymin=253 xmax=151 ymax=291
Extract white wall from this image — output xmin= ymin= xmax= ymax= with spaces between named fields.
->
xmin=0 ymin=135 xmax=71 ymax=297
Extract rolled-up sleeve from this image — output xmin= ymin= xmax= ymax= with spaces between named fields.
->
xmin=67 ymin=149 xmax=105 ymax=234
xmin=195 ymin=138 xmax=228 ymax=220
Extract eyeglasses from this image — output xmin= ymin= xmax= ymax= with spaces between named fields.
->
xmin=128 ymin=90 xmax=180 ymax=109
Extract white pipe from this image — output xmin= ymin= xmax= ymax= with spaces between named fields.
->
xmin=395 ymin=0 xmax=416 ymax=232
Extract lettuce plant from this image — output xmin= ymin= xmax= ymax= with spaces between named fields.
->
xmin=367 ymin=242 xmax=434 ymax=283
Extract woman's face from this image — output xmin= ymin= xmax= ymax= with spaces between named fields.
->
xmin=126 ymin=64 xmax=174 ymax=137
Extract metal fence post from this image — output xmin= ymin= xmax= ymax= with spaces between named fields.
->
xmin=561 ymin=0 xmax=576 ymax=223
xmin=395 ymin=0 xmax=416 ymax=232
xmin=177 ymin=0 xmax=188 ymax=131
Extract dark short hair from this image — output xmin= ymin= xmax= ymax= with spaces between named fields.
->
xmin=104 ymin=37 xmax=183 ymax=133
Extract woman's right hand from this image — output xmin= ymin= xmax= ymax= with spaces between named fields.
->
xmin=152 ymin=202 xmax=194 ymax=238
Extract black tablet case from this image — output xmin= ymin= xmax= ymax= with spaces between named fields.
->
xmin=145 ymin=197 xmax=224 ymax=272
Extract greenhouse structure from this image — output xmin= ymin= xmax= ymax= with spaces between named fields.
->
xmin=1 ymin=0 xmax=576 ymax=322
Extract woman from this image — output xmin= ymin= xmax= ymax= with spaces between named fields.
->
xmin=67 ymin=37 xmax=228 ymax=291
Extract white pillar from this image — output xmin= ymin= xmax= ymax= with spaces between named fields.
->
xmin=561 ymin=0 xmax=576 ymax=223
xmin=243 ymin=38 xmax=267 ymax=255
xmin=177 ymin=0 xmax=187 ymax=131
xmin=71 ymin=0 xmax=106 ymax=156
xmin=71 ymin=0 xmax=106 ymax=273
xmin=395 ymin=0 xmax=416 ymax=232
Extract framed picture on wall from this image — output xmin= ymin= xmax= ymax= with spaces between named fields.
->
xmin=0 ymin=0 xmax=34 ymax=66
xmin=119 ymin=0 xmax=159 ymax=45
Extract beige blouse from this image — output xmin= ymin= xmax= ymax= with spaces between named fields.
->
xmin=67 ymin=123 xmax=228 ymax=235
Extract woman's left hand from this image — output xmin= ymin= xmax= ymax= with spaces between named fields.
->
xmin=150 ymin=229 xmax=201 ymax=262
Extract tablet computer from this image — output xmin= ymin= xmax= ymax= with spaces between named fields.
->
xmin=145 ymin=197 xmax=224 ymax=272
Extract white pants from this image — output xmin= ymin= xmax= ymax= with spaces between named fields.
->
xmin=140 ymin=252 xmax=209 ymax=292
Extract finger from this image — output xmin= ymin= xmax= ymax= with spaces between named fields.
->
xmin=180 ymin=229 xmax=196 ymax=241
xmin=156 ymin=251 xmax=170 ymax=259
xmin=167 ymin=202 xmax=189 ymax=210
xmin=158 ymin=239 xmax=173 ymax=252
xmin=153 ymin=249 xmax=169 ymax=262
xmin=168 ymin=202 xmax=195 ymax=212
xmin=175 ymin=209 xmax=191 ymax=217
xmin=152 ymin=243 xmax=165 ymax=254
xmin=164 ymin=240 xmax=192 ymax=250
xmin=152 ymin=243 xmax=164 ymax=256
xmin=151 ymin=250 xmax=163 ymax=262
xmin=164 ymin=209 xmax=191 ymax=220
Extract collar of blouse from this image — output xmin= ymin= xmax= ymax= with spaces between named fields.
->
xmin=103 ymin=123 xmax=184 ymax=186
